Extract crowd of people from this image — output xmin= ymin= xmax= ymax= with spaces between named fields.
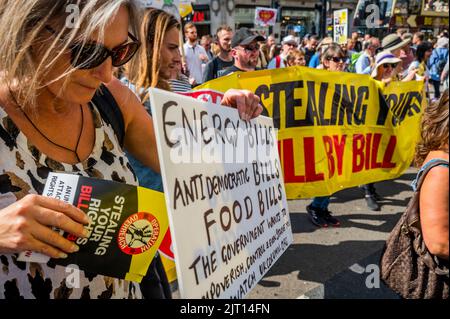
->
xmin=178 ymin=22 xmax=449 ymax=226
xmin=0 ymin=0 xmax=447 ymax=300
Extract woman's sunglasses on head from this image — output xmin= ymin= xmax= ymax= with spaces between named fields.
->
xmin=45 ymin=25 xmax=140 ymax=70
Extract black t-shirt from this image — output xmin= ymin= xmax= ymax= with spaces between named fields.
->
xmin=304 ymin=48 xmax=316 ymax=65
xmin=202 ymin=56 xmax=234 ymax=82
xmin=220 ymin=65 xmax=262 ymax=77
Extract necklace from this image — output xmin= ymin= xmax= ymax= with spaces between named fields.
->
xmin=9 ymin=90 xmax=84 ymax=162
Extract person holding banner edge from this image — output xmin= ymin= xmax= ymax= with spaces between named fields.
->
xmin=0 ymin=0 xmax=262 ymax=299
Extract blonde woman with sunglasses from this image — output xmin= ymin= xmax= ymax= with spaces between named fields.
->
xmin=0 ymin=0 xmax=262 ymax=299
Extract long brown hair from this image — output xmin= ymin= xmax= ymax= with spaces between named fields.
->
xmin=415 ymin=89 xmax=449 ymax=167
xmin=126 ymin=8 xmax=179 ymax=102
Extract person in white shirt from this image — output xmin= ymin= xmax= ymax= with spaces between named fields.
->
xmin=183 ymin=22 xmax=208 ymax=86
xmin=267 ymin=35 xmax=298 ymax=69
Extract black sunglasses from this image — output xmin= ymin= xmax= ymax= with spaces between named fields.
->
xmin=383 ymin=63 xmax=398 ymax=69
xmin=328 ymin=56 xmax=346 ymax=63
xmin=45 ymin=25 xmax=140 ymax=69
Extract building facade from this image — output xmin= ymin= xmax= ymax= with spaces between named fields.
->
xmin=183 ymin=0 xmax=359 ymax=41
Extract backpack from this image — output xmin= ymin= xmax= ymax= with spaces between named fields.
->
xmin=275 ymin=55 xmax=282 ymax=68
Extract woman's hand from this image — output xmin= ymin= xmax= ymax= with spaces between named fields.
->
xmin=0 ymin=194 xmax=89 ymax=258
xmin=402 ymin=68 xmax=418 ymax=82
xmin=221 ymin=89 xmax=263 ymax=121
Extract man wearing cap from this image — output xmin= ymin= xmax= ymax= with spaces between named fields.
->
xmin=220 ymin=27 xmax=265 ymax=77
xmin=267 ymin=35 xmax=298 ymax=69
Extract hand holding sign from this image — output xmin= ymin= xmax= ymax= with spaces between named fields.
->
xmin=221 ymin=89 xmax=263 ymax=121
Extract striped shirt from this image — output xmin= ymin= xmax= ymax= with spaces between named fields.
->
xmin=169 ymin=74 xmax=192 ymax=93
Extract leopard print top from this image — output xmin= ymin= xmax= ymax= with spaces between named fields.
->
xmin=0 ymin=102 xmax=143 ymax=299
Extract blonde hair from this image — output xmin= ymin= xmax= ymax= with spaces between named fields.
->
xmin=125 ymin=8 xmax=180 ymax=102
xmin=0 ymin=0 xmax=138 ymax=109
xmin=285 ymin=49 xmax=305 ymax=66
xmin=415 ymin=89 xmax=449 ymax=167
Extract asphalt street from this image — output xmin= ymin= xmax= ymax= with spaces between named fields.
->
xmin=246 ymin=167 xmax=417 ymax=299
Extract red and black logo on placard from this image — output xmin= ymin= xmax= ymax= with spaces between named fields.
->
xmin=118 ymin=212 xmax=160 ymax=255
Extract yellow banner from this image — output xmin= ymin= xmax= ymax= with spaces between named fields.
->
xmin=197 ymin=66 xmax=425 ymax=199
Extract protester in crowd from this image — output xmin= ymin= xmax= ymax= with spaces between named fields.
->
xmin=203 ymin=25 xmax=234 ymax=82
xmin=382 ymin=33 xmax=411 ymax=58
xmin=267 ymin=34 xmax=276 ymax=48
xmin=408 ymin=41 xmax=434 ymax=95
xmin=442 ymin=57 xmax=449 ymax=90
xmin=169 ymin=61 xmax=192 ymax=93
xmin=267 ymin=35 xmax=298 ymax=69
xmin=428 ymin=36 xmax=449 ymax=99
xmin=303 ymin=35 xmax=319 ymax=65
xmin=351 ymin=31 xmax=363 ymax=52
xmin=308 ymin=37 xmax=333 ymax=69
xmin=0 ymin=0 xmax=263 ymax=299
xmin=220 ymin=28 xmax=265 ymax=77
xmin=200 ymin=34 xmax=214 ymax=60
xmin=210 ymin=40 xmax=221 ymax=57
xmin=261 ymin=34 xmax=276 ymax=64
xmin=355 ymin=37 xmax=380 ymax=74
xmin=183 ymin=22 xmax=209 ymax=87
xmin=306 ymin=44 xmax=346 ymax=227
xmin=284 ymin=49 xmax=306 ymax=67
xmin=371 ymin=51 xmax=403 ymax=85
xmin=399 ymin=33 xmax=416 ymax=72
xmin=300 ymin=33 xmax=310 ymax=49
xmin=256 ymin=42 xmax=269 ymax=70
xmin=396 ymin=28 xmax=408 ymax=37
xmin=269 ymin=43 xmax=282 ymax=61
xmin=412 ymin=31 xmax=425 ymax=49
xmin=413 ymin=89 xmax=449 ymax=261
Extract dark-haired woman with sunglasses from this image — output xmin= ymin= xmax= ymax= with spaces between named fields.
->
xmin=407 ymin=41 xmax=434 ymax=98
xmin=322 ymin=43 xmax=346 ymax=71
xmin=305 ymin=43 xmax=347 ymax=228
xmin=0 ymin=0 xmax=262 ymax=300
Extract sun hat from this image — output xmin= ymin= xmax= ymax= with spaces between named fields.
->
xmin=317 ymin=37 xmax=334 ymax=53
xmin=282 ymin=35 xmax=298 ymax=46
xmin=371 ymin=51 xmax=402 ymax=78
xmin=381 ymin=33 xmax=411 ymax=52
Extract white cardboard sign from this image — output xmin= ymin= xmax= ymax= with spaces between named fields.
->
xmin=149 ymin=88 xmax=293 ymax=299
